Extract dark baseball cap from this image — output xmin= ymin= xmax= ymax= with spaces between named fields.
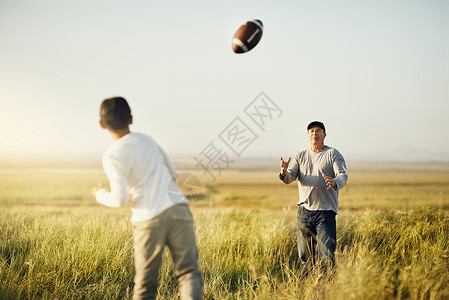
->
xmin=307 ymin=121 xmax=326 ymax=133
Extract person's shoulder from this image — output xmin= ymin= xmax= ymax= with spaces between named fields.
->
xmin=102 ymin=144 xmax=119 ymax=161
xmin=106 ymin=132 xmax=152 ymax=152
xmin=325 ymin=146 xmax=345 ymax=158
xmin=130 ymin=132 xmax=149 ymax=140
xmin=324 ymin=145 xmax=337 ymax=152
xmin=129 ymin=132 xmax=156 ymax=143
xmin=131 ymin=132 xmax=163 ymax=153
xmin=295 ymin=149 xmax=308 ymax=159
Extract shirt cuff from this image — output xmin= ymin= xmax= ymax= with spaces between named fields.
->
xmin=95 ymin=188 xmax=121 ymax=207
xmin=95 ymin=188 xmax=107 ymax=201
xmin=334 ymin=179 xmax=340 ymax=191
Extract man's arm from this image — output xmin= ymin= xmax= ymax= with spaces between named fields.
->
xmin=332 ymin=151 xmax=348 ymax=190
xmin=279 ymin=156 xmax=299 ymax=184
xmin=93 ymin=155 xmax=129 ymax=207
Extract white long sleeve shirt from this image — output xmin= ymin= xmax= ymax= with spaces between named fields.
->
xmin=280 ymin=146 xmax=348 ymax=214
xmin=95 ymin=132 xmax=187 ymax=223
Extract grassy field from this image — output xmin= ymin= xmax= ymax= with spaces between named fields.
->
xmin=1 ymin=167 xmax=448 ymax=299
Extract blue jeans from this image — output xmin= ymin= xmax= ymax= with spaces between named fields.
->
xmin=297 ymin=206 xmax=336 ymax=276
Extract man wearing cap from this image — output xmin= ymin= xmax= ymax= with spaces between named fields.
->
xmin=279 ymin=121 xmax=348 ymax=277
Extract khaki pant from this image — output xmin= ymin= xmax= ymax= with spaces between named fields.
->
xmin=132 ymin=204 xmax=203 ymax=300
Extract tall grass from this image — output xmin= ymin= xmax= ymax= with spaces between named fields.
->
xmin=335 ymin=209 xmax=449 ymax=299
xmin=1 ymin=207 xmax=448 ymax=299
xmin=0 ymin=207 xmax=134 ymax=299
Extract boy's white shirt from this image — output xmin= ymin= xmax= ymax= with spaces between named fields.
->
xmin=95 ymin=132 xmax=187 ymax=223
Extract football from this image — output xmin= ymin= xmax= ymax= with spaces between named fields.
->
xmin=232 ymin=19 xmax=263 ymax=53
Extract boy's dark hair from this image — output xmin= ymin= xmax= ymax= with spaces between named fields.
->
xmin=100 ymin=97 xmax=132 ymax=130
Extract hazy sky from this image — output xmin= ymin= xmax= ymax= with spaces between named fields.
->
xmin=1 ymin=0 xmax=448 ymax=164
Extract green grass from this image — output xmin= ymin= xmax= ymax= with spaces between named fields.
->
xmin=0 ymin=168 xmax=448 ymax=299
xmin=0 ymin=207 xmax=134 ymax=299
xmin=1 ymin=207 xmax=448 ymax=299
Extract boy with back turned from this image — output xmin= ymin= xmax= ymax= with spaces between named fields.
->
xmin=92 ymin=97 xmax=203 ymax=300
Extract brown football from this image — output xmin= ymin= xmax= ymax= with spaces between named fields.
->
xmin=232 ymin=19 xmax=263 ymax=53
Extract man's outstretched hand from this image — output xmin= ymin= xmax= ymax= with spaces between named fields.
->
xmin=280 ymin=157 xmax=291 ymax=176
xmin=323 ymin=174 xmax=336 ymax=190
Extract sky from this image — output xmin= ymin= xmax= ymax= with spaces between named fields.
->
xmin=1 ymin=0 xmax=448 ymax=166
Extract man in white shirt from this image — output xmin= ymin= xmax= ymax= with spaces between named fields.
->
xmin=279 ymin=121 xmax=348 ymax=277
xmin=93 ymin=97 xmax=203 ymax=300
